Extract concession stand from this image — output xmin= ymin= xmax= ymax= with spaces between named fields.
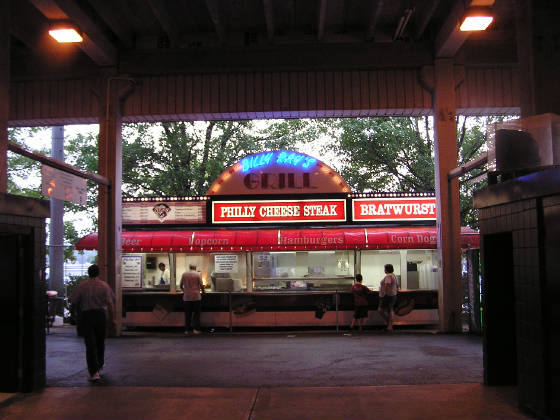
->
xmin=76 ymin=150 xmax=479 ymax=329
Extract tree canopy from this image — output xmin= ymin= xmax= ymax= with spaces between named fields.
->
xmin=9 ymin=116 xmax=501 ymax=234
xmin=315 ymin=116 xmax=499 ymax=227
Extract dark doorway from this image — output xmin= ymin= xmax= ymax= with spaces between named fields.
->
xmin=482 ymin=232 xmax=517 ymax=385
xmin=0 ymin=227 xmax=44 ymax=392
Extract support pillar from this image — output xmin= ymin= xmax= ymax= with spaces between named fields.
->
xmin=433 ymin=58 xmax=462 ymax=333
xmin=49 ymin=126 xmax=65 ymax=305
xmin=516 ymin=0 xmax=560 ymax=117
xmin=98 ymin=73 xmax=124 ymax=336
xmin=0 ymin=0 xmax=9 ymax=193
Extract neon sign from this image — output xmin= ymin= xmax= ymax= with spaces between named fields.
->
xmin=241 ymin=151 xmax=317 ymax=173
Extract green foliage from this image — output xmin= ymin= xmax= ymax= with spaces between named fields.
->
xmin=457 ymin=116 xmax=506 ymax=229
xmin=64 ymin=131 xmax=99 ymax=226
xmin=9 ymin=117 xmax=503 ymax=234
xmin=64 ymin=274 xmax=89 ymax=323
xmin=120 ymin=120 xmax=312 ymax=197
xmin=319 ymin=117 xmax=435 ymax=192
xmin=65 ymin=274 xmax=88 ymax=297
xmin=63 ymin=221 xmax=81 ymax=262
xmin=318 ymin=116 xmax=500 ymax=228
xmin=7 ymin=127 xmax=48 ymax=197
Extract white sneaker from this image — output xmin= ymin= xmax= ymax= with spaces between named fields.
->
xmin=193 ymin=329 xmax=201 ymax=335
xmin=184 ymin=331 xmax=189 ymax=335
xmin=88 ymin=372 xmax=101 ymax=382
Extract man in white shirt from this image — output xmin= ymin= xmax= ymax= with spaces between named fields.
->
xmin=158 ymin=262 xmax=170 ymax=285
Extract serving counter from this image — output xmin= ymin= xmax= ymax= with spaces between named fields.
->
xmin=122 ymin=289 xmax=439 ymax=329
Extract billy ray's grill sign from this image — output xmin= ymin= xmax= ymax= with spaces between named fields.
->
xmin=212 ymin=199 xmax=347 ymax=224
xmin=352 ymin=197 xmax=437 ymax=222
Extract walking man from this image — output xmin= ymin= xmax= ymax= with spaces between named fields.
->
xmin=70 ymin=264 xmax=115 ymax=382
xmin=180 ymin=264 xmax=205 ymax=335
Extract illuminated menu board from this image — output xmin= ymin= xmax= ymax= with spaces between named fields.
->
xmin=352 ymin=197 xmax=437 ymax=222
xmin=212 ymin=199 xmax=347 ymax=224
xmin=123 ymin=201 xmax=206 ymax=225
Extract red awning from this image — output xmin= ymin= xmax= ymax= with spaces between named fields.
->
xmin=75 ymin=227 xmax=479 ymax=252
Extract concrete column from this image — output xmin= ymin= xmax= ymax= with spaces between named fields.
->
xmin=0 ymin=0 xmax=9 ymax=193
xmin=49 ymin=126 xmax=65 ymax=302
xmin=98 ymin=73 xmax=123 ymax=336
xmin=516 ymin=0 xmax=560 ymax=117
xmin=433 ymin=58 xmax=462 ymax=333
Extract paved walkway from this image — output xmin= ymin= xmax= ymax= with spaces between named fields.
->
xmin=0 ymin=326 xmax=534 ymax=419
xmin=0 ymin=384 xmax=530 ymax=420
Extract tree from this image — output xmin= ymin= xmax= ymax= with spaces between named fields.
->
xmin=7 ymin=127 xmax=47 ymax=198
xmin=318 ymin=116 xmax=500 ymax=228
xmin=120 ymin=120 xmax=311 ymax=197
xmin=9 ymin=127 xmax=92 ymax=255
xmin=319 ymin=117 xmax=435 ymax=192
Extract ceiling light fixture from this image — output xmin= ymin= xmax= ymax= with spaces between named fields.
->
xmin=49 ymin=24 xmax=83 ymax=43
xmin=459 ymin=7 xmax=493 ymax=31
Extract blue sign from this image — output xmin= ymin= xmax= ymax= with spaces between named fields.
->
xmin=241 ymin=151 xmax=317 ymax=173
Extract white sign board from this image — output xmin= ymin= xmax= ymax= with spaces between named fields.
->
xmin=122 ymin=255 xmax=143 ymax=288
xmin=122 ymin=201 xmax=206 ymax=225
xmin=214 ymin=254 xmax=238 ymax=273
xmin=41 ymin=165 xmax=87 ymax=205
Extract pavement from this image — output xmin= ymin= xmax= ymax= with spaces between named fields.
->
xmin=0 ymin=325 xmax=534 ymax=420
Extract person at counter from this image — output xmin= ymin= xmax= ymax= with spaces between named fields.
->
xmin=378 ymin=264 xmax=399 ymax=331
xmin=349 ymin=274 xmax=373 ymax=331
xmin=158 ymin=263 xmax=170 ymax=285
xmin=180 ymin=264 xmax=205 ymax=335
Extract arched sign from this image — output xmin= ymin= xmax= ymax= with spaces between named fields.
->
xmin=207 ymin=150 xmax=351 ymax=195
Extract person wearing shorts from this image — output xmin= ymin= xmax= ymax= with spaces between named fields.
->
xmin=349 ymin=274 xmax=372 ymax=331
xmin=378 ymin=264 xmax=399 ymax=331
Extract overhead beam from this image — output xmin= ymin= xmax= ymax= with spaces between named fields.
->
xmin=414 ymin=0 xmax=440 ymax=40
xmin=89 ymin=0 xmax=133 ymax=48
xmin=7 ymin=141 xmax=110 ymax=186
xmin=366 ymin=0 xmax=384 ymax=41
xmin=435 ymin=0 xmax=494 ymax=58
xmin=147 ymin=0 xmax=180 ymax=47
xmin=120 ymin=42 xmax=434 ymax=74
xmin=10 ymin=0 xmax=51 ymax=53
xmin=262 ymin=0 xmax=275 ymax=41
xmin=30 ymin=0 xmax=117 ymax=66
xmin=10 ymin=22 xmax=42 ymax=52
xmin=318 ymin=0 xmax=327 ymax=41
xmin=205 ymin=0 xmax=226 ymax=43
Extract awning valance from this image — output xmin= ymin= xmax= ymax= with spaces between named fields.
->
xmin=75 ymin=227 xmax=479 ymax=252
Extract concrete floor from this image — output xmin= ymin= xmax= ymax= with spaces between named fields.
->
xmin=46 ymin=326 xmax=483 ymax=387
xmin=0 ymin=325 xmax=534 ymax=420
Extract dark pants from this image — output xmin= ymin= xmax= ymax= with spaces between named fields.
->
xmin=81 ymin=310 xmax=106 ymax=376
xmin=184 ymin=300 xmax=201 ymax=331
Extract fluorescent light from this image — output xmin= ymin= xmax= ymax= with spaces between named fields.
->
xmin=460 ymin=7 xmax=493 ymax=31
xmin=49 ymin=28 xmax=83 ymax=43
xmin=460 ymin=16 xmax=493 ymax=31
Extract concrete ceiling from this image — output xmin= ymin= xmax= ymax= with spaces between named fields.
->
xmin=9 ymin=0 xmax=517 ymax=80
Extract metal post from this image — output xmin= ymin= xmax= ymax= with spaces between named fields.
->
xmin=49 ymin=126 xmax=65 ymax=310
xmin=228 ymin=292 xmax=232 ymax=333
xmin=335 ymin=290 xmax=339 ymax=332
